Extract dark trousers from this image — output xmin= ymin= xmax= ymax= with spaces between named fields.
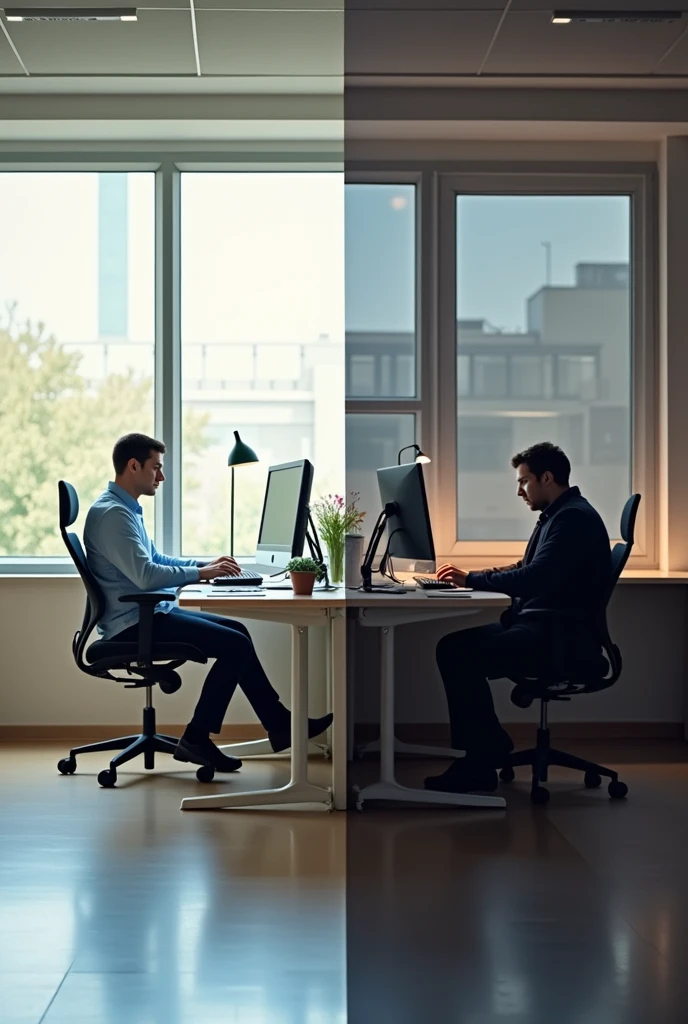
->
xmin=113 ymin=607 xmax=284 ymax=734
xmin=436 ymin=622 xmax=553 ymax=760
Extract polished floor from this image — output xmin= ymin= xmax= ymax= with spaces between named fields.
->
xmin=0 ymin=743 xmax=345 ymax=1024
xmin=347 ymin=739 xmax=688 ymax=1024
xmin=4 ymin=741 xmax=688 ymax=1024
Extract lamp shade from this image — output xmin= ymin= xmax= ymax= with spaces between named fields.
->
xmin=227 ymin=431 xmax=259 ymax=469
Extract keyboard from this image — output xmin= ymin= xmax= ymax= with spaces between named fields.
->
xmin=212 ymin=570 xmax=263 ymax=587
xmin=413 ymin=576 xmax=459 ymax=591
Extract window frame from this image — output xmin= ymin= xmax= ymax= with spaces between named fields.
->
xmin=0 ymin=147 xmax=342 ymax=574
xmin=439 ymin=167 xmax=656 ymax=569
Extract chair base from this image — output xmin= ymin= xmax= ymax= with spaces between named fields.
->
xmin=58 ymin=704 xmax=187 ymax=784
xmin=499 ymin=722 xmax=628 ymax=804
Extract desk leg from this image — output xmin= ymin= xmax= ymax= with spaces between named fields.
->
xmin=330 ymin=609 xmax=347 ymax=810
xmin=180 ymin=624 xmax=332 ymax=812
xmin=353 ymin=626 xmax=505 ymax=811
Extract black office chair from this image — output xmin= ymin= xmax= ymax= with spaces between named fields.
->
xmin=499 ymin=493 xmax=641 ymax=805
xmin=57 ymin=480 xmax=213 ymax=788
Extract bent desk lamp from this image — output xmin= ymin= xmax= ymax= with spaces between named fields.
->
xmin=227 ymin=431 xmax=259 ymax=557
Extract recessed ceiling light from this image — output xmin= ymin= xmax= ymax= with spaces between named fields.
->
xmin=4 ymin=7 xmax=138 ymax=21
xmin=551 ymin=9 xmax=683 ymax=23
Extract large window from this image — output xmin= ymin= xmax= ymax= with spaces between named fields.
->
xmin=0 ymin=172 xmax=155 ymax=557
xmin=345 ymin=180 xmax=421 ymax=541
xmin=455 ymin=193 xmax=632 ymax=542
xmin=180 ymin=172 xmax=344 ymax=557
xmin=346 ymin=166 xmax=654 ymax=567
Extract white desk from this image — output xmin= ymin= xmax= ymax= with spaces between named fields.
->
xmin=346 ymin=589 xmax=512 ymax=811
xmin=177 ymin=586 xmax=346 ymax=812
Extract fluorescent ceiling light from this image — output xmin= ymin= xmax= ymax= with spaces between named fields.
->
xmin=551 ymin=9 xmax=683 ymax=22
xmin=4 ymin=7 xmax=138 ymax=21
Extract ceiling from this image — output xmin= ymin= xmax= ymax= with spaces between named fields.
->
xmin=0 ymin=0 xmax=343 ymax=84
xmin=345 ymin=1 xmax=688 ymax=80
xmin=0 ymin=0 xmax=687 ymax=90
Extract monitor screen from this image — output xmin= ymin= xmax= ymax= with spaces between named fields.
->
xmin=256 ymin=459 xmax=314 ymax=567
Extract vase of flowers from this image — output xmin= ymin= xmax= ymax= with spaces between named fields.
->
xmin=312 ymin=493 xmax=365 ymax=586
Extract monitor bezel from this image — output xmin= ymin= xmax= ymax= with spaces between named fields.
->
xmin=255 ymin=458 xmax=314 ymax=567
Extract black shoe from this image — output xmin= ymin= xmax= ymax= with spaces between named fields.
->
xmin=268 ymin=712 xmax=333 ymax=754
xmin=174 ymin=735 xmax=242 ymax=773
xmin=424 ymin=759 xmax=499 ymax=793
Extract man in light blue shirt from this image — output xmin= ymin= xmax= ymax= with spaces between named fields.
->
xmin=85 ymin=433 xmax=331 ymax=774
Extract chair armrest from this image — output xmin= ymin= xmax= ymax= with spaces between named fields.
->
xmin=118 ymin=593 xmax=171 ymax=664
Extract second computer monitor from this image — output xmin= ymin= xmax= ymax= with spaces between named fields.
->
xmin=377 ymin=462 xmax=436 ymax=564
xmin=255 ymin=459 xmax=314 ymax=570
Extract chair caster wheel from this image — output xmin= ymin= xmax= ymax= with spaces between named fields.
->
xmin=584 ymin=771 xmax=602 ymax=789
xmin=531 ymin=785 xmax=550 ymax=805
xmin=98 ymin=768 xmax=117 ymax=788
xmin=196 ymin=765 xmax=215 ymax=783
xmin=57 ymin=756 xmax=76 ymax=775
xmin=499 ymin=767 xmax=515 ymax=783
xmin=608 ymin=780 xmax=628 ymax=800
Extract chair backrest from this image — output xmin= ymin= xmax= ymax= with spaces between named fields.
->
xmin=609 ymin=493 xmax=641 ymax=596
xmin=58 ymin=480 xmax=104 ymax=669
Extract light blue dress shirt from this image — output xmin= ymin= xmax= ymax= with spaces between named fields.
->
xmin=84 ymin=481 xmax=200 ymax=639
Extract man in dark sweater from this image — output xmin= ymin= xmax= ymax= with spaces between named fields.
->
xmin=425 ymin=442 xmax=612 ymax=794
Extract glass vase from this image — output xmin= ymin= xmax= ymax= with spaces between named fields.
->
xmin=326 ymin=535 xmax=345 ymax=585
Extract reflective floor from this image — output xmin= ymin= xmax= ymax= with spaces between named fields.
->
xmin=347 ymin=740 xmax=688 ymax=1024
xmin=0 ymin=744 xmax=345 ymax=1024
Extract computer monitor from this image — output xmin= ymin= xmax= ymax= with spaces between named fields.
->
xmin=255 ymin=459 xmax=314 ymax=570
xmin=360 ymin=462 xmax=435 ymax=590
xmin=377 ymin=463 xmax=435 ymax=562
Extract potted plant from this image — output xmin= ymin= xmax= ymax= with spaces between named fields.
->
xmin=285 ymin=556 xmax=326 ymax=596
xmin=311 ymin=493 xmax=366 ymax=586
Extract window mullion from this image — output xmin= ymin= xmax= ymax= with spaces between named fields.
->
xmin=155 ymin=161 xmax=182 ymax=556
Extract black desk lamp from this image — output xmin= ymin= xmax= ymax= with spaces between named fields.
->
xmin=397 ymin=444 xmax=431 ymax=465
xmin=227 ymin=431 xmax=259 ymax=557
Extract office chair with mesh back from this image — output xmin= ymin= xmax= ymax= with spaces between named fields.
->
xmin=57 ymin=480 xmax=213 ymax=788
xmin=499 ymin=493 xmax=641 ymax=805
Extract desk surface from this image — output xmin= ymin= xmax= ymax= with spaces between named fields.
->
xmin=179 ymin=585 xmax=347 ymax=610
xmin=345 ymin=589 xmax=511 ymax=609
xmin=178 ymin=584 xmax=510 ymax=612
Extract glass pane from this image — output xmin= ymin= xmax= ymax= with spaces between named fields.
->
xmin=345 ymin=184 xmax=416 ymax=399
xmin=345 ymin=414 xmax=416 ymax=545
xmin=181 ymin=172 xmax=344 ymax=557
xmin=456 ymin=194 xmax=631 ymax=541
xmin=0 ymin=172 xmax=155 ymax=556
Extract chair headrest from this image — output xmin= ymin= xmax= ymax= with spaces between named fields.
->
xmin=621 ymin=493 xmax=641 ymax=544
xmin=58 ymin=480 xmax=79 ymax=529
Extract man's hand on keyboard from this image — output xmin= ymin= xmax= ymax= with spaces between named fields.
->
xmin=198 ymin=556 xmax=241 ymax=582
xmin=436 ymin=564 xmax=470 ymax=587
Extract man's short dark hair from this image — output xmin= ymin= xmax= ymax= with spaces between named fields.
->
xmin=511 ymin=442 xmax=571 ymax=487
xmin=112 ymin=433 xmax=166 ymax=475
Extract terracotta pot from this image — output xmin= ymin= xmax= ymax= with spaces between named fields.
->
xmin=290 ymin=571 xmax=316 ymax=596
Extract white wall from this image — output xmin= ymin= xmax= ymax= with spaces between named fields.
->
xmin=352 ymin=584 xmax=688 ymax=726
xmin=0 ymin=578 xmax=328 ymax=727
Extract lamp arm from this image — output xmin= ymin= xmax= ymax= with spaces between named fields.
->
xmin=397 ymin=443 xmax=420 ymax=465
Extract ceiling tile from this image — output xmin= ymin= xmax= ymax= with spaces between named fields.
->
xmin=345 ymin=11 xmax=502 ymax=75
xmin=4 ymin=10 xmax=197 ymax=74
xmin=0 ymin=32 xmax=24 ymax=73
xmin=345 ymin=0 xmax=500 ymax=8
xmin=511 ymin=0 xmax=688 ymax=10
xmin=196 ymin=0 xmax=342 ymax=9
xmin=4 ymin=0 xmax=191 ymax=8
xmin=485 ymin=10 xmax=684 ymax=74
xmin=196 ymin=11 xmax=343 ymax=75
xmin=657 ymin=29 xmax=688 ymax=74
